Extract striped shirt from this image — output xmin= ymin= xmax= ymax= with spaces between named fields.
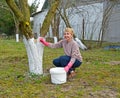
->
xmin=49 ymin=39 xmax=82 ymax=63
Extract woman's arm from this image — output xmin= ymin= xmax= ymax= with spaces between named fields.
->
xmin=39 ymin=37 xmax=63 ymax=48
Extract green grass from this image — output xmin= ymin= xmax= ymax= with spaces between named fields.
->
xmin=0 ymin=39 xmax=120 ymax=98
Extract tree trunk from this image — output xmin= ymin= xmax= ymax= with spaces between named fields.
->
xmin=6 ymin=0 xmax=44 ymax=75
xmin=23 ymin=36 xmax=44 ymax=74
xmin=6 ymin=0 xmax=60 ymax=75
xmin=40 ymin=0 xmax=60 ymax=37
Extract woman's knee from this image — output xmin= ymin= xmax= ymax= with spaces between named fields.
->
xmin=53 ymin=59 xmax=58 ymax=65
xmin=53 ymin=58 xmax=61 ymax=67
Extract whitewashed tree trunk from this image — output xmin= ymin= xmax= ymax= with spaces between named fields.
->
xmin=54 ymin=36 xmax=58 ymax=43
xmin=75 ymin=38 xmax=87 ymax=50
xmin=16 ymin=34 xmax=19 ymax=42
xmin=23 ymin=36 xmax=44 ymax=75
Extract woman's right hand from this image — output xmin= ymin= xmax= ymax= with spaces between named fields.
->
xmin=39 ymin=37 xmax=50 ymax=46
xmin=39 ymin=37 xmax=45 ymax=43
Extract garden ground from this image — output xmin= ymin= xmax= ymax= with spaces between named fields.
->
xmin=0 ymin=39 xmax=120 ymax=98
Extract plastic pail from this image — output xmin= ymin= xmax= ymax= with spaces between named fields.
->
xmin=49 ymin=67 xmax=67 ymax=84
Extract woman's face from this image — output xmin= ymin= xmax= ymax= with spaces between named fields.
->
xmin=64 ymin=32 xmax=72 ymax=42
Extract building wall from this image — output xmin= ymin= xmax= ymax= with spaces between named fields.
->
xmin=32 ymin=1 xmax=120 ymax=42
xmin=103 ymin=1 xmax=120 ymax=42
xmin=32 ymin=3 xmax=103 ymax=40
xmin=58 ymin=3 xmax=103 ymax=40
xmin=32 ymin=10 xmax=48 ymax=37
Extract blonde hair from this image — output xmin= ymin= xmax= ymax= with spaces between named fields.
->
xmin=64 ymin=27 xmax=74 ymax=36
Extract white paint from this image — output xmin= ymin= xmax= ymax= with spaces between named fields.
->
xmin=16 ymin=34 xmax=19 ymax=42
xmin=53 ymin=36 xmax=58 ymax=43
xmin=23 ymin=36 xmax=44 ymax=75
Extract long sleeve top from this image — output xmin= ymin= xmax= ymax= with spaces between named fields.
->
xmin=48 ymin=39 xmax=82 ymax=64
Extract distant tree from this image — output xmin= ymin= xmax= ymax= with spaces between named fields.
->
xmin=29 ymin=0 xmax=40 ymax=15
xmin=98 ymin=0 xmax=117 ymax=46
xmin=42 ymin=0 xmax=50 ymax=10
xmin=0 ymin=1 xmax=15 ymax=35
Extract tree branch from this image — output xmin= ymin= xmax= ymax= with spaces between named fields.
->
xmin=5 ymin=0 xmax=24 ymax=21
xmin=19 ymin=0 xmax=30 ymax=21
xmin=40 ymin=0 xmax=60 ymax=37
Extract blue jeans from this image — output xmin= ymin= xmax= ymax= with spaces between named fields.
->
xmin=53 ymin=55 xmax=82 ymax=73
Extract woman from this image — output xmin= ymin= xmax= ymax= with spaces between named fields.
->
xmin=39 ymin=27 xmax=82 ymax=78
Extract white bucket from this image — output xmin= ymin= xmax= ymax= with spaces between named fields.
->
xmin=49 ymin=67 xmax=67 ymax=84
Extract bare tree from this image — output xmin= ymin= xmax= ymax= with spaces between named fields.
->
xmin=98 ymin=0 xmax=117 ymax=46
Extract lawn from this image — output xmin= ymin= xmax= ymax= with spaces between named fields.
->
xmin=0 ymin=39 xmax=120 ymax=98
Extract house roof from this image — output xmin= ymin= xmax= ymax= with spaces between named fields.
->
xmin=31 ymin=10 xmax=43 ymax=17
